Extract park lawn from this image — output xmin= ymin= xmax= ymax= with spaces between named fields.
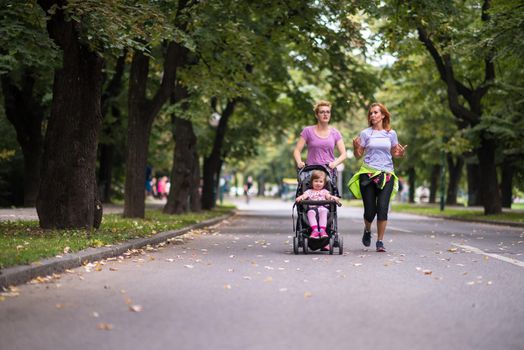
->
xmin=0 ymin=206 xmax=234 ymax=269
xmin=343 ymin=200 xmax=523 ymax=224
xmin=391 ymin=203 xmax=524 ymax=224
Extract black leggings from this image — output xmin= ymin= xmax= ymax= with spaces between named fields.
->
xmin=360 ymin=174 xmax=394 ymax=222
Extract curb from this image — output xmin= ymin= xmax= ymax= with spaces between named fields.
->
xmin=0 ymin=212 xmax=236 ymax=289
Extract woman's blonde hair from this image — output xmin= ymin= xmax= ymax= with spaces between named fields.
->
xmin=313 ymin=100 xmax=331 ymax=114
xmin=367 ymin=102 xmax=391 ymax=131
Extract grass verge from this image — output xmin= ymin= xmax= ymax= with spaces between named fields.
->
xmin=391 ymin=203 xmax=524 ymax=224
xmin=0 ymin=206 xmax=234 ymax=269
xmin=343 ymin=200 xmax=523 ymax=224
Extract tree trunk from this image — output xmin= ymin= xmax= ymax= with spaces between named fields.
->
xmin=477 ymin=136 xmax=501 ymax=214
xmin=98 ymin=143 xmax=114 ymax=203
xmin=164 ymin=85 xmax=197 ymax=214
xmin=446 ymin=155 xmax=464 ymax=205
xmin=500 ymin=162 xmax=513 ymax=208
xmin=36 ymin=4 xmax=105 ymax=228
xmin=123 ymin=51 xmax=152 ymax=218
xmin=98 ymin=52 xmax=126 ymax=203
xmin=466 ymin=162 xmax=482 ymax=206
xmin=122 ymin=0 xmax=189 ymax=218
xmin=408 ymin=167 xmax=416 ymax=203
xmin=1 ymin=70 xmax=45 ymax=207
xmin=190 ymin=153 xmax=201 ymax=212
xmin=201 ymin=99 xmax=238 ymax=210
xmin=429 ymin=164 xmax=440 ymax=204
xmin=123 ymin=41 xmax=180 ymax=218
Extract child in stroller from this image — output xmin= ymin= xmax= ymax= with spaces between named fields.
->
xmin=292 ymin=165 xmax=343 ymax=254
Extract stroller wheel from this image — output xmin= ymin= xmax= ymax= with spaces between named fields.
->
xmin=303 ymin=237 xmax=309 ymax=254
xmin=329 ymin=236 xmax=335 ymax=255
xmin=293 ymin=237 xmax=299 ymax=255
xmin=338 ymin=234 xmax=343 ymax=255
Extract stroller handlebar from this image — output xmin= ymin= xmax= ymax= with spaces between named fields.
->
xmin=297 ymin=199 xmax=342 ymax=207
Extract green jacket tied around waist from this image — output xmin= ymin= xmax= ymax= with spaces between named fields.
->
xmin=347 ymin=163 xmax=399 ymax=200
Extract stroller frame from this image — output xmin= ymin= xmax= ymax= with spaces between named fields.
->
xmin=292 ymin=165 xmax=343 ymax=255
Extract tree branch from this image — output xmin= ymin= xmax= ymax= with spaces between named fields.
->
xmin=478 ymin=0 xmax=495 ymax=99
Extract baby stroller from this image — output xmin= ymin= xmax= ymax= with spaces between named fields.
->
xmin=292 ymin=164 xmax=343 ymax=255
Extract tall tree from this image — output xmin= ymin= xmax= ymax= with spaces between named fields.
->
xmin=0 ymin=3 xmax=59 ymax=206
xmin=36 ymin=0 xmax=105 ymax=228
xmin=376 ymin=0 xmax=503 ymax=214
xmin=123 ymin=0 xmax=190 ymax=218
xmin=33 ymin=0 xmax=165 ymax=228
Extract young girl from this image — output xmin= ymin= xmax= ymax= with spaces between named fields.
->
xmin=296 ymin=170 xmax=341 ymax=239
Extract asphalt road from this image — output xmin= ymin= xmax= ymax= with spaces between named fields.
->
xmin=1 ymin=198 xmax=523 ymax=350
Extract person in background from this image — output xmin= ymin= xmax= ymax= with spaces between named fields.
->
xmin=243 ymin=176 xmax=253 ymax=204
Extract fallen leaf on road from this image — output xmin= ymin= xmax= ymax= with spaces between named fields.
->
xmin=109 ymin=267 xmax=118 ymax=271
xmin=423 ymin=270 xmax=432 ymax=275
xmin=447 ymin=248 xmax=458 ymax=253
xmin=304 ymin=292 xmax=312 ymax=299
xmin=224 ymin=284 xmax=232 ymax=289
xmin=97 ymin=323 xmax=113 ymax=330
xmin=264 ymin=276 xmax=273 ymax=283
xmin=92 ymin=312 xmax=99 ymax=318
xmin=55 ymin=304 xmax=64 ymax=309
xmin=129 ymin=305 xmax=143 ymax=312
xmin=353 ymin=263 xmax=363 ymax=267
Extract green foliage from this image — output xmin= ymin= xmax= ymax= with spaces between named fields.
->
xmin=0 ymin=1 xmax=60 ymax=73
xmin=62 ymin=0 xmax=173 ymax=55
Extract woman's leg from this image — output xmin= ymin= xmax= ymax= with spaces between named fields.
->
xmin=360 ymin=175 xmax=377 ymax=248
xmin=360 ymin=175 xmax=378 ymax=226
xmin=375 ymin=180 xmax=394 ymax=249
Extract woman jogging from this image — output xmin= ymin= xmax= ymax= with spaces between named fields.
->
xmin=349 ymin=103 xmax=407 ymax=252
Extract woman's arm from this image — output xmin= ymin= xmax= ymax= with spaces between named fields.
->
xmin=352 ymin=136 xmax=365 ymax=159
xmin=391 ymin=144 xmax=408 ymax=158
xmin=329 ymin=139 xmax=347 ymax=169
xmin=293 ymin=136 xmax=307 ymax=168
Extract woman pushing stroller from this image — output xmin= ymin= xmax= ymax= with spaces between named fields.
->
xmin=292 ymin=100 xmax=346 ymax=253
xmin=293 ymin=100 xmax=347 ymax=173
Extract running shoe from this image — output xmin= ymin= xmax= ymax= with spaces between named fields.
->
xmin=362 ymin=229 xmax=371 ymax=247
xmin=376 ymin=240 xmax=386 ymax=252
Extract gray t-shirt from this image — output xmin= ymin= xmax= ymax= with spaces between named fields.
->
xmin=360 ymin=127 xmax=398 ymax=172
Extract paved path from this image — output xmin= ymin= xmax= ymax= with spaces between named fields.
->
xmin=1 ymin=198 xmax=524 ymax=350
